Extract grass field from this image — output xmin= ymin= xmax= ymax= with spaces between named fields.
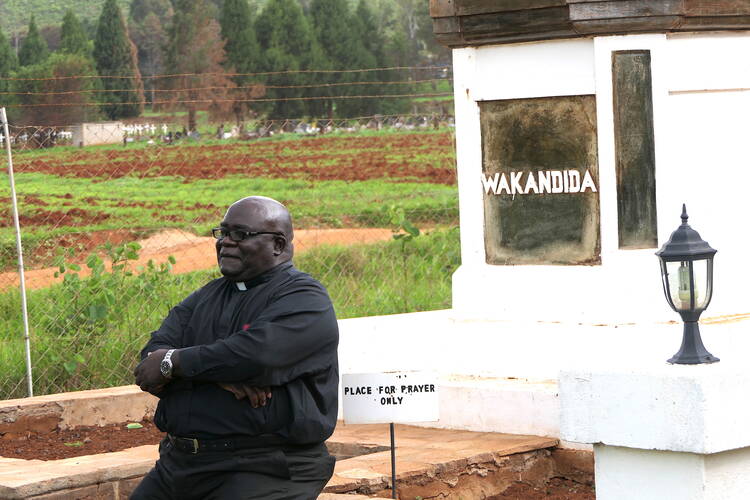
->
xmin=2 ymin=129 xmax=457 ymax=269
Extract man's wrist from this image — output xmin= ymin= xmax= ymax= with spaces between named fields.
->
xmin=159 ymin=349 xmax=178 ymax=379
xmin=170 ymin=349 xmax=181 ymax=377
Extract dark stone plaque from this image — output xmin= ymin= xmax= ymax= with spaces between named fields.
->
xmin=612 ymin=50 xmax=658 ymax=249
xmin=480 ymin=95 xmax=600 ymax=265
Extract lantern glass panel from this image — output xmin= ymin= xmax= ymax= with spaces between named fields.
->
xmin=665 ymin=258 xmax=712 ymax=312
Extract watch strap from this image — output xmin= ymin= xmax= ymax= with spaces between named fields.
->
xmin=161 ymin=349 xmax=175 ymax=378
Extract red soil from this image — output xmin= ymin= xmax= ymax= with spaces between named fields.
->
xmin=0 ymin=207 xmax=110 ymax=228
xmin=488 ymin=478 xmax=595 ymax=500
xmin=0 ymin=420 xmax=163 ymax=461
xmin=13 ymin=133 xmax=457 ymax=185
xmin=0 ymin=227 xmax=395 ymax=291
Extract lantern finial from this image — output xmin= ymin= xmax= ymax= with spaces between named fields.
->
xmin=681 ymin=204 xmax=688 ymax=224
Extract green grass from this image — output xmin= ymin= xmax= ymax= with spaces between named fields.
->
xmin=0 ymin=227 xmax=460 ymax=398
xmin=0 ymin=173 xmax=456 ymax=269
xmin=1 ymin=128 xmax=457 ymax=269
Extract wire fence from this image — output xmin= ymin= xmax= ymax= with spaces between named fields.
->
xmin=0 ymin=109 xmax=459 ymax=399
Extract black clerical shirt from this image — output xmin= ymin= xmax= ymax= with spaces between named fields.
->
xmin=140 ymin=261 xmax=339 ymax=444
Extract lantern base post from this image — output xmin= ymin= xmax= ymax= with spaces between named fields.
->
xmin=668 ymin=321 xmax=719 ymax=365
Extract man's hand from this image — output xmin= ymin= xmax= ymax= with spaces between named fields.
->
xmin=218 ymin=382 xmax=272 ymax=408
xmin=134 ymin=348 xmax=170 ymax=395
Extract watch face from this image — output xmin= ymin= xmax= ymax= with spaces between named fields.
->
xmin=160 ymin=359 xmax=171 ymax=377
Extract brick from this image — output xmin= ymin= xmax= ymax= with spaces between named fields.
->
xmin=115 ymin=477 xmax=145 ymax=499
xmin=28 ymin=482 xmax=115 ymax=500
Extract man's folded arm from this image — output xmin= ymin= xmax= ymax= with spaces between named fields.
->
xmin=175 ymin=282 xmax=338 ymax=383
xmin=139 ymin=290 xmax=200 ymax=360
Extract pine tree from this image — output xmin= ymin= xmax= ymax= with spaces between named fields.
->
xmin=129 ymin=0 xmax=173 ymax=105
xmin=220 ymin=0 xmax=261 ymax=75
xmin=12 ymin=53 xmax=102 ymax=127
xmin=60 ymin=10 xmax=90 ymax=56
xmin=309 ymin=0 xmax=376 ymax=117
xmin=130 ymin=0 xmax=174 ymax=23
xmin=166 ymin=0 xmax=235 ymax=131
xmin=0 ymin=29 xmax=18 ymax=107
xmin=219 ymin=0 xmax=263 ymax=124
xmin=355 ymin=0 xmax=406 ymax=116
xmin=94 ymin=0 xmax=144 ymax=119
xmin=356 ymin=1 xmax=385 ymax=68
xmin=18 ymin=16 xmax=50 ymax=67
xmin=256 ymin=0 xmax=327 ymax=118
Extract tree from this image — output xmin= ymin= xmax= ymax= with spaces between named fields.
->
xmin=165 ymin=0 xmax=235 ymax=131
xmin=129 ymin=0 xmax=173 ymax=105
xmin=60 ymin=10 xmax=91 ymax=56
xmin=18 ymin=16 xmax=50 ymax=67
xmin=130 ymin=0 xmax=174 ymax=23
xmin=219 ymin=0 xmax=263 ymax=124
xmin=356 ymin=0 xmax=386 ymax=69
xmin=256 ymin=0 xmax=328 ymax=118
xmin=12 ymin=53 xmax=102 ymax=127
xmin=93 ymin=0 xmax=144 ymax=119
xmin=309 ymin=0 xmax=377 ymax=117
xmin=0 ymin=29 xmax=18 ymax=109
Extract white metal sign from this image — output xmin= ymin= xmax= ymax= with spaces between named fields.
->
xmin=342 ymin=371 xmax=439 ymax=424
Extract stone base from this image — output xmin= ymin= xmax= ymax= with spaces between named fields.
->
xmin=595 ymin=444 xmax=750 ymax=500
xmin=561 ymin=363 xmax=750 ymax=499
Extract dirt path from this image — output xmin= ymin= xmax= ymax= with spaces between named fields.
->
xmin=0 ymin=228 xmax=394 ymax=291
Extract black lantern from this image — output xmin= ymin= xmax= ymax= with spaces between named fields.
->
xmin=656 ymin=205 xmax=718 ymax=364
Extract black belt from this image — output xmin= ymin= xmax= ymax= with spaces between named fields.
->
xmin=167 ymin=433 xmax=286 ymax=454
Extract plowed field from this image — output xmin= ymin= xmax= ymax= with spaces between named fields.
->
xmin=14 ymin=132 xmax=456 ymax=184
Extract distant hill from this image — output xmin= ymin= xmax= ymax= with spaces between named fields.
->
xmin=0 ymin=0 xmax=131 ymax=35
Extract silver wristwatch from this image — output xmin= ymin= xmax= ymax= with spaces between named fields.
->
xmin=160 ymin=349 xmax=175 ymax=378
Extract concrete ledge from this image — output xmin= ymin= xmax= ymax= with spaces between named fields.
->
xmin=0 ymin=446 xmax=157 ymax=499
xmin=0 ymin=424 xmax=566 ymax=499
xmin=420 ymin=375 xmax=560 ymax=438
xmin=560 ymin=364 xmax=750 ymax=454
xmin=0 ymin=386 xmax=157 ymax=434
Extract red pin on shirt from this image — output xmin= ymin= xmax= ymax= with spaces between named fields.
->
xmin=242 ymin=324 xmax=251 ymax=331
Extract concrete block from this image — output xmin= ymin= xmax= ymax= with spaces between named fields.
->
xmin=594 ymin=445 xmax=750 ymax=500
xmin=418 ymin=375 xmax=560 ymax=438
xmin=28 ymin=482 xmax=115 ymax=499
xmin=560 ymin=363 xmax=750 ymax=454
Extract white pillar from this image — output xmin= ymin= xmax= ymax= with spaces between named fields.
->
xmin=560 ymin=364 xmax=750 ymax=499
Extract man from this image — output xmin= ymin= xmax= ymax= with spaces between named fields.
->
xmin=132 ymin=196 xmax=339 ymax=499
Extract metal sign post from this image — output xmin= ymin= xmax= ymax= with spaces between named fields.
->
xmin=342 ymin=371 xmax=440 ymax=499
xmin=0 ymin=107 xmax=33 ymax=397
xmin=390 ymin=422 xmax=397 ymax=498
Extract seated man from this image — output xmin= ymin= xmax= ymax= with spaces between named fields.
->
xmin=132 ymin=196 xmax=339 ymax=500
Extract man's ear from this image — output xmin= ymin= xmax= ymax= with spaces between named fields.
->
xmin=273 ymin=236 xmax=287 ymax=256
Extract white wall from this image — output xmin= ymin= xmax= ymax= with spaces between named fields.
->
xmin=451 ymin=32 xmax=750 ymax=323
xmin=593 ymin=445 xmax=750 ymax=500
xmin=71 ymin=122 xmax=124 ymax=147
xmin=336 ymin=32 xmax=750 ymax=438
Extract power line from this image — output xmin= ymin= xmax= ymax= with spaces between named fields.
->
xmin=5 ymin=113 xmax=455 ymax=130
xmin=3 ymin=92 xmax=453 ymax=109
xmin=0 ymin=65 xmax=452 ymax=82
xmin=0 ymin=78 xmax=451 ymax=97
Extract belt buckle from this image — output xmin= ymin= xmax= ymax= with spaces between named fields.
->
xmin=190 ymin=438 xmax=199 ymax=454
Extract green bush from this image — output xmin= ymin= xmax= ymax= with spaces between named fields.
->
xmin=0 ymin=228 xmax=460 ymax=398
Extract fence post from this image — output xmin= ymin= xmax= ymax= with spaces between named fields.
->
xmin=0 ymin=107 xmax=34 ymax=397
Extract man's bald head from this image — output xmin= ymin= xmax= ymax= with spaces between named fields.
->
xmin=229 ymin=196 xmax=294 ymax=242
xmin=216 ymin=196 xmax=295 ymax=281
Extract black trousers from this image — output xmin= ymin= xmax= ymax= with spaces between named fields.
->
xmin=130 ymin=439 xmax=335 ymax=500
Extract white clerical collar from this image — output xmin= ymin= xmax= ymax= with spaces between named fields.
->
xmin=236 ymin=282 xmax=247 ymax=291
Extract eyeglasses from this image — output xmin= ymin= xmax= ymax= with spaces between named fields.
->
xmin=211 ymin=228 xmax=284 ymax=241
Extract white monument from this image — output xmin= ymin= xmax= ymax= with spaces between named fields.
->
xmin=422 ymin=2 xmax=750 ymax=498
